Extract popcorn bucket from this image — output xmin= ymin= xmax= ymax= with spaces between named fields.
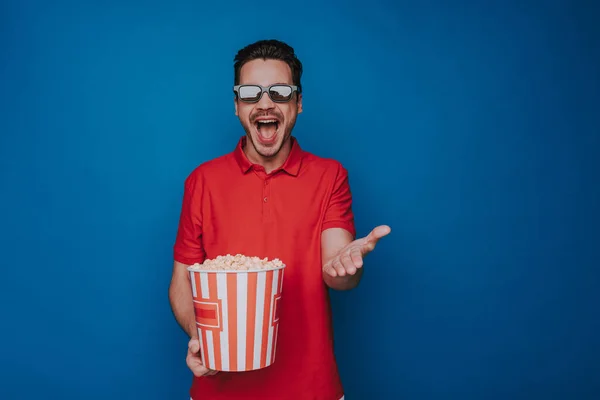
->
xmin=187 ymin=264 xmax=285 ymax=372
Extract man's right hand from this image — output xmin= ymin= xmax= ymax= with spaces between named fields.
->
xmin=187 ymin=337 xmax=219 ymax=377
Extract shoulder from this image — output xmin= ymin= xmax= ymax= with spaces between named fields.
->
xmin=301 ymin=150 xmax=349 ymax=180
xmin=183 ymin=152 xmax=236 ymax=189
xmin=301 ymin=148 xmax=347 ymax=172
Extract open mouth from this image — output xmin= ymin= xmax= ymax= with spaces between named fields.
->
xmin=255 ymin=119 xmax=280 ymax=143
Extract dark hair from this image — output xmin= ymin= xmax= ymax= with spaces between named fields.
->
xmin=233 ymin=39 xmax=303 ymax=92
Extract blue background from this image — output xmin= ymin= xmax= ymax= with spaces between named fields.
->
xmin=1 ymin=0 xmax=599 ymax=399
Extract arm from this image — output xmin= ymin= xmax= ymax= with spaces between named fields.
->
xmin=322 ymin=227 xmax=363 ymax=290
xmin=320 ymin=163 xmax=360 ymax=290
xmin=168 ymin=260 xmax=197 ymax=338
xmin=170 ymin=173 xmax=217 ymax=377
xmin=320 ymin=162 xmax=391 ymax=288
xmin=170 ymin=173 xmax=205 ymax=338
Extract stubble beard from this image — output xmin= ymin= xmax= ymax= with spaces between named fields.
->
xmin=241 ymin=117 xmax=297 ymax=160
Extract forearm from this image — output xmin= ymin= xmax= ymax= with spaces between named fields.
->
xmin=323 ymin=268 xmax=363 ymax=291
xmin=168 ymin=263 xmax=197 ymax=338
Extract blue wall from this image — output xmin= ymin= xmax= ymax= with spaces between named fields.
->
xmin=1 ymin=1 xmax=598 ymax=399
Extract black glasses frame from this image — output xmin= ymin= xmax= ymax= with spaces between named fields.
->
xmin=233 ymin=84 xmax=301 ymax=103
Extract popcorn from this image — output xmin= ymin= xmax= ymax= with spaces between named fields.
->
xmin=189 ymin=254 xmax=285 ymax=271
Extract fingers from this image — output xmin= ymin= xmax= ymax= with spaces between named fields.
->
xmin=187 ymin=338 xmax=219 ymax=377
xmin=349 ymin=247 xmax=363 ymax=268
xmin=324 ymin=247 xmax=364 ymax=278
xmin=323 ymin=225 xmax=390 ymax=280
xmin=323 ymin=258 xmax=346 ymax=277
xmin=340 ymin=252 xmax=356 ymax=275
xmin=186 ymin=350 xmax=209 ymax=377
xmin=366 ymin=225 xmax=391 ymax=243
xmin=188 ymin=338 xmax=200 ymax=354
xmin=333 ymin=258 xmax=346 ymax=276
xmin=323 ymin=260 xmax=337 ymax=277
xmin=363 ymin=225 xmax=392 ymax=252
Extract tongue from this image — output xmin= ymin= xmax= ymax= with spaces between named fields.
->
xmin=258 ymin=123 xmax=277 ymax=140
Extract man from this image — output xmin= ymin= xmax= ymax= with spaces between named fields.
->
xmin=169 ymin=39 xmax=391 ymax=399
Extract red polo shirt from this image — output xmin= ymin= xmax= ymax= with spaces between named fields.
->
xmin=173 ymin=136 xmax=355 ymax=400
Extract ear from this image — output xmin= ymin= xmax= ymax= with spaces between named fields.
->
xmin=297 ymin=93 xmax=303 ymax=114
xmin=234 ymin=97 xmax=239 ymax=116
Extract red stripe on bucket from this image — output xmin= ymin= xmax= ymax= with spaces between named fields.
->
xmin=226 ymin=273 xmax=238 ymax=371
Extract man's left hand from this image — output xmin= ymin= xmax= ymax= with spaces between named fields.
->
xmin=323 ymin=225 xmax=391 ymax=277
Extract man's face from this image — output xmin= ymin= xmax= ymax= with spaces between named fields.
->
xmin=235 ymin=59 xmax=302 ymax=161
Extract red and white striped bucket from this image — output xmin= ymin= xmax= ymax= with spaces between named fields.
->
xmin=187 ymin=265 xmax=285 ymax=372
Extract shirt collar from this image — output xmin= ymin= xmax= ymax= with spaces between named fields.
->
xmin=233 ymin=136 xmax=304 ymax=176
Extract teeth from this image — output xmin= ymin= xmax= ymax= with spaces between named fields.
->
xmin=257 ymin=120 xmax=277 ymax=124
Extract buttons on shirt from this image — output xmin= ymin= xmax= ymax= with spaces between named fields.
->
xmin=262 ymin=178 xmax=271 ymax=220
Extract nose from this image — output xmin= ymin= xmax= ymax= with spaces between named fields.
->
xmin=256 ymin=89 xmax=275 ymax=110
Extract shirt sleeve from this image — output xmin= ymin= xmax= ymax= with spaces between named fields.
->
xmin=173 ymin=172 xmax=207 ymax=265
xmin=322 ymin=163 xmax=356 ymax=239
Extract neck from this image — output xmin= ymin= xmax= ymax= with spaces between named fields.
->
xmin=244 ymin=137 xmax=293 ymax=174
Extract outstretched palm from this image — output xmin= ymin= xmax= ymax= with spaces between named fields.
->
xmin=323 ymin=225 xmax=391 ymax=277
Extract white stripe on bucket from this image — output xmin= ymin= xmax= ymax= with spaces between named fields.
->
xmin=200 ymin=272 xmax=209 ymax=300
xmin=216 ymin=272 xmax=229 ymax=371
xmin=205 ymin=330 xmax=215 ymax=369
xmin=236 ymin=273 xmax=247 ymax=369
xmin=253 ymin=271 xmax=266 ymax=369
xmin=190 ymin=271 xmax=197 ymax=298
